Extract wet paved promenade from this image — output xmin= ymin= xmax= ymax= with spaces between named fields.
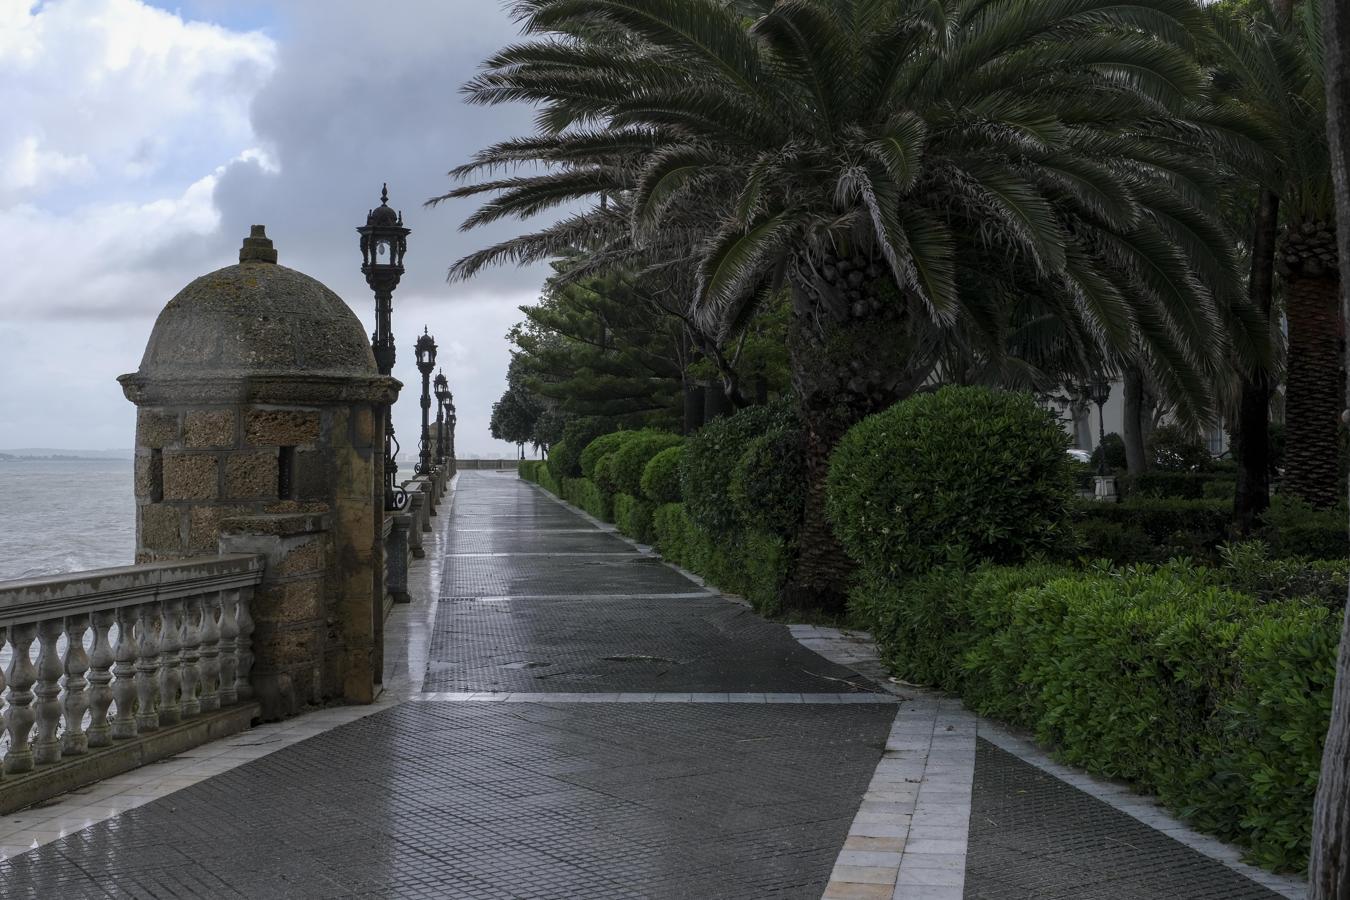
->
xmin=0 ymin=472 xmax=1310 ymax=898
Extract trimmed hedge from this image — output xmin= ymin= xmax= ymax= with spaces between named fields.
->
xmin=730 ymin=426 xmax=805 ymax=540
xmin=827 ymin=386 xmax=1075 ymax=577
xmin=561 ymin=477 xmax=609 ymax=521
xmin=651 ymin=503 xmax=788 ymax=614
xmin=614 ymin=492 xmax=656 ymax=544
xmin=546 ymin=440 xmax=572 ymax=483
xmin=682 ymin=401 xmax=795 ymax=538
xmin=608 ymin=432 xmax=683 ymax=497
xmin=580 ymin=431 xmax=635 ymax=479
xmin=518 ymin=460 xmax=560 ymax=494
xmin=1119 ymin=471 xmax=1236 ymax=501
xmin=551 ymin=418 xmax=608 ymax=480
xmin=1264 ymin=496 xmax=1349 ymax=560
xmin=641 ymin=445 xmax=685 ymax=503
xmin=1073 ymin=497 xmax=1231 ymax=563
xmin=850 ymin=560 xmax=1341 ymax=871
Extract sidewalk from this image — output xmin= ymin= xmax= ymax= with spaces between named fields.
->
xmin=0 ymin=471 xmax=1307 ymax=898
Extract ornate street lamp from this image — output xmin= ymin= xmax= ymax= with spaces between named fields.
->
xmin=414 ymin=328 xmax=437 ymax=475
xmin=446 ymin=395 xmax=457 ymax=466
xmin=358 ymin=183 xmax=411 ymax=510
xmin=1086 ymin=377 xmax=1111 ymax=477
xmin=434 ymin=370 xmax=449 ymax=465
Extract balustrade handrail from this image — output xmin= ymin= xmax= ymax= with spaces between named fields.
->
xmin=0 ymin=555 xmax=264 ymax=629
xmin=0 ymin=553 xmax=263 ymax=787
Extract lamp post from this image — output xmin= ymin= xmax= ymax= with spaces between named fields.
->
xmin=1084 ymin=376 xmax=1116 ymax=502
xmin=434 ymin=370 xmax=449 ymax=465
xmin=1087 ymin=377 xmax=1111 ymax=477
xmin=414 ymin=328 xmax=437 ymax=476
xmin=446 ymin=396 xmax=457 ymax=469
xmin=358 ymin=183 xmax=411 ymax=511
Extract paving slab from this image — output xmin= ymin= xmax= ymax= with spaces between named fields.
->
xmin=0 ymin=701 xmax=894 ymax=899
xmin=963 ymin=738 xmax=1284 ymax=899
xmin=0 ymin=472 xmax=893 ymax=898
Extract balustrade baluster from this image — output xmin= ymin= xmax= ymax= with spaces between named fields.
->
xmin=32 ymin=618 xmax=64 ymax=765
xmin=135 ymin=603 xmax=161 ymax=732
xmin=0 ymin=631 xmax=6 ymax=778
xmin=61 ymin=614 xmax=91 ymax=755
xmin=156 ymin=599 xmax=180 ymax=726
xmin=198 ymin=593 xmax=221 ymax=713
xmin=235 ymin=587 xmax=254 ymax=701
xmin=86 ymin=610 xmax=114 ymax=748
xmin=218 ymin=589 xmax=239 ymax=706
xmin=3 ymin=623 xmax=37 ymax=773
xmin=179 ymin=597 xmax=201 ymax=718
xmin=110 ymin=607 xmax=138 ymax=740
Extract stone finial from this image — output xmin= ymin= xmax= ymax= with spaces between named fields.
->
xmin=239 ymin=225 xmax=278 ymax=264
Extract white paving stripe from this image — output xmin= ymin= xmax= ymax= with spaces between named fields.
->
xmin=823 ymin=697 xmax=976 ymax=900
xmin=797 ymin=624 xmax=1309 ymax=900
xmin=442 ymin=551 xmax=639 ymax=557
xmin=451 ymin=592 xmax=717 ymax=601
xmin=411 ymin=691 xmax=896 ymax=704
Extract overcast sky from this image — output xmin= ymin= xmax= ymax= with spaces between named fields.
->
xmin=0 ymin=0 xmax=550 ymax=457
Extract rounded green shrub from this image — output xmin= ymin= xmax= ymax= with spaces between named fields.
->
xmin=550 ymin=418 xmax=607 ymax=479
xmin=1150 ymin=424 xmax=1212 ymax=472
xmin=592 ymin=454 xmax=619 ymax=497
xmin=826 ymin=386 xmax=1074 ymax=576
xmin=607 ymin=432 xmax=683 ymax=497
xmin=730 ymin=426 xmax=805 ymax=539
xmin=580 ymin=430 xmax=635 ymax=479
xmin=641 ymin=445 xmax=686 ymax=503
xmin=1090 ymin=432 xmax=1126 ymax=471
xmin=682 ymin=401 xmax=796 ymax=537
xmin=546 ymin=439 xmax=572 ymax=483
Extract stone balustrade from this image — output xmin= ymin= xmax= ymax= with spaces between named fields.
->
xmin=0 ymin=555 xmax=264 ymax=812
xmin=454 ymin=458 xmax=520 ymax=470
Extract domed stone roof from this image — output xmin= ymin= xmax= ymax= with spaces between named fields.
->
xmin=132 ymin=226 xmax=377 ymax=380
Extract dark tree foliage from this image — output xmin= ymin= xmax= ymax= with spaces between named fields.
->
xmin=439 ymin=0 xmax=1270 ymax=611
xmin=509 ymin=268 xmax=685 ymax=431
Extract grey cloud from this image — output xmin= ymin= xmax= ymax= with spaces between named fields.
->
xmin=212 ymin=0 xmax=554 ymax=302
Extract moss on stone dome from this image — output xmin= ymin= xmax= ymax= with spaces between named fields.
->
xmin=134 ymin=227 xmax=376 ymax=380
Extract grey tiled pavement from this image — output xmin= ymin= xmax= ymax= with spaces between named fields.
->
xmin=964 ymin=738 xmax=1283 ymax=899
xmin=0 ymin=472 xmax=1301 ymax=898
xmin=0 ymin=472 xmax=896 ymax=898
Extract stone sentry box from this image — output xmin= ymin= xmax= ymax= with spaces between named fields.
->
xmin=119 ymin=227 xmax=399 ymax=719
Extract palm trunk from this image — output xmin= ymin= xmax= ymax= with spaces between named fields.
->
xmin=780 ymin=275 xmax=927 ymax=615
xmin=1234 ymin=189 xmax=1280 ymax=535
xmin=683 ymin=383 xmax=705 ymax=434
xmin=1282 ymin=255 xmax=1342 ymax=509
xmin=1309 ymin=1 xmax=1350 ymax=894
xmin=1122 ymin=367 xmax=1149 ymax=475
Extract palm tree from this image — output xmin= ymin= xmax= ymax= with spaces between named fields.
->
xmin=1310 ymin=2 xmax=1350 ymax=893
xmin=1212 ymin=0 xmax=1338 ymax=510
xmin=439 ymin=0 xmax=1266 ymax=611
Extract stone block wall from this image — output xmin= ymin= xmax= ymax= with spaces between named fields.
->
xmin=135 ymin=405 xmax=322 ymax=563
xmin=219 ymin=514 xmax=329 ymax=719
xmin=131 ymin=397 xmax=384 ymax=714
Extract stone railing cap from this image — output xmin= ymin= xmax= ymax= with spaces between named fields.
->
xmin=219 ymin=512 xmax=332 ymax=537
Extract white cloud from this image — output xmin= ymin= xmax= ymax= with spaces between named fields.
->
xmin=0 ymin=0 xmax=274 ymax=205
xmin=1 ymin=0 xmax=542 ymax=458
xmin=0 ymin=0 xmax=276 ymax=320
xmin=2 ymin=136 xmax=93 ymax=192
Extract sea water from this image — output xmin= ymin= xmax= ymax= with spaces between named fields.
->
xmin=0 ymin=458 xmax=135 ymax=582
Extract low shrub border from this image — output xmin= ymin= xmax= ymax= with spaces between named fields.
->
xmin=850 ymin=558 xmax=1340 ymax=872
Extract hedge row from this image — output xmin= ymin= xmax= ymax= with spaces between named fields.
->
xmin=849 ymin=559 xmax=1340 ymax=871
xmin=651 ymin=503 xmax=789 ymax=614
xmin=1075 ymin=495 xmax=1348 ymax=564
xmin=520 ymin=409 xmax=799 ymax=616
